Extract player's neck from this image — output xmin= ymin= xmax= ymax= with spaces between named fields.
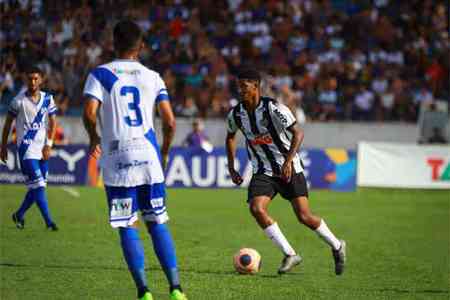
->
xmin=243 ymin=95 xmax=260 ymax=111
xmin=26 ymin=90 xmax=41 ymax=102
xmin=117 ymin=51 xmax=139 ymax=61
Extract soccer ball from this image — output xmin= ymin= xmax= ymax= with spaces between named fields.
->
xmin=233 ymin=248 xmax=261 ymax=274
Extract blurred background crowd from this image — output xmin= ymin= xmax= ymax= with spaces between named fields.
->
xmin=0 ymin=0 xmax=449 ymax=123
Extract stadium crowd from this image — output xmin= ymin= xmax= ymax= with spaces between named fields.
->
xmin=0 ymin=0 xmax=449 ymax=122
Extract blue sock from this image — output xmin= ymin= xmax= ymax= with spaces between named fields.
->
xmin=34 ymin=187 xmax=54 ymax=226
xmin=148 ymin=223 xmax=180 ymax=290
xmin=119 ymin=227 xmax=148 ymax=296
xmin=16 ymin=190 xmax=34 ymax=220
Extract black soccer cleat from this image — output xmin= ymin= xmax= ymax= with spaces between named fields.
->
xmin=278 ymin=254 xmax=302 ymax=274
xmin=12 ymin=213 xmax=24 ymax=229
xmin=332 ymin=240 xmax=346 ymax=275
xmin=47 ymin=223 xmax=59 ymax=231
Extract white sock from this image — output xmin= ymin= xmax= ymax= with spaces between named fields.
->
xmin=315 ymin=219 xmax=341 ymax=250
xmin=264 ymin=223 xmax=296 ymax=256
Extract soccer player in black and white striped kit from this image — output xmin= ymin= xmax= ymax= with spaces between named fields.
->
xmin=226 ymin=68 xmax=346 ymax=275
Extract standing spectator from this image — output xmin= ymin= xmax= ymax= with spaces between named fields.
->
xmin=353 ymin=84 xmax=375 ymax=121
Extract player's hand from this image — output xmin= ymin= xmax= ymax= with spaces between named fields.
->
xmin=281 ymin=161 xmax=293 ymax=182
xmin=229 ymin=168 xmax=243 ymax=185
xmin=42 ymin=145 xmax=52 ymax=160
xmin=161 ymin=151 xmax=169 ymax=170
xmin=0 ymin=146 xmax=7 ymax=163
xmin=89 ymin=135 xmax=101 ymax=159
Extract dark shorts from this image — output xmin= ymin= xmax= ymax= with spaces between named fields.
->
xmin=248 ymin=173 xmax=309 ymax=202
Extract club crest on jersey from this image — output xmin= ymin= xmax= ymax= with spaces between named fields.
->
xmin=251 ymin=133 xmax=273 ymax=145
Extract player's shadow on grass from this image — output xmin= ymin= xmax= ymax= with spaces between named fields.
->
xmin=376 ymin=288 xmax=449 ymax=295
xmin=0 ymin=262 xmax=236 ymax=277
xmin=1 ymin=262 xmax=291 ymax=278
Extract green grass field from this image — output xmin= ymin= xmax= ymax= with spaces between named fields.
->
xmin=0 ymin=185 xmax=449 ymax=300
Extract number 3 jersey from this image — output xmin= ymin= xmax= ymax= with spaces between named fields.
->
xmin=83 ymin=60 xmax=170 ymax=187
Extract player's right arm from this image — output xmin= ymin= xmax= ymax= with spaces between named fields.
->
xmin=83 ymin=99 xmax=101 ymax=158
xmin=82 ymin=71 xmax=104 ymax=159
xmin=225 ymin=110 xmax=243 ymax=185
xmin=157 ymin=100 xmax=176 ymax=170
xmin=0 ymin=113 xmax=15 ymax=163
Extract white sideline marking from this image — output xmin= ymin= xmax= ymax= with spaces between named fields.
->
xmin=60 ymin=186 xmax=80 ymax=198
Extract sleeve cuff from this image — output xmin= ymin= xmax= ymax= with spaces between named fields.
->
xmin=84 ymin=93 xmax=103 ymax=103
xmin=155 ymin=93 xmax=170 ymax=103
xmin=286 ymin=121 xmax=297 ymax=130
xmin=8 ymin=110 xmax=17 ymax=117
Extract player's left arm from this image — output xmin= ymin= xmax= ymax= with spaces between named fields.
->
xmin=158 ymin=101 xmax=176 ymax=170
xmin=271 ymin=103 xmax=304 ymax=181
xmin=83 ymin=99 xmax=101 ymax=158
xmin=43 ymin=114 xmax=57 ymax=160
xmin=285 ymin=124 xmax=304 ymax=164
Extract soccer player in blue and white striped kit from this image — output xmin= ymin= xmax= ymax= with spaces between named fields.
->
xmin=83 ymin=20 xmax=187 ymax=300
xmin=1 ymin=66 xmax=58 ymax=231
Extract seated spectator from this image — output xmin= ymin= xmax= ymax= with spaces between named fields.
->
xmin=175 ymin=96 xmax=198 ymax=117
xmin=183 ymin=118 xmax=213 ymax=153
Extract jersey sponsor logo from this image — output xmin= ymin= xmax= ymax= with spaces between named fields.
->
xmin=250 ymin=133 xmax=273 ymax=145
xmin=112 ymin=68 xmax=141 ymax=75
xmin=150 ymin=198 xmax=164 ymax=208
xmin=273 ymin=108 xmax=288 ymax=125
xmin=22 ymin=139 xmax=34 ymax=145
xmin=23 ymin=122 xmax=45 ymax=131
xmin=116 ymin=160 xmax=149 ymax=171
xmin=110 ymin=197 xmax=133 ymax=218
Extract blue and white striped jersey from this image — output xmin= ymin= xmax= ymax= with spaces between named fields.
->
xmin=8 ymin=90 xmax=57 ymax=160
xmin=83 ymin=59 xmax=170 ymax=187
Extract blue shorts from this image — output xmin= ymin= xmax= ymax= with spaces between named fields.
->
xmin=104 ymin=183 xmax=169 ymax=228
xmin=20 ymin=159 xmax=48 ymax=189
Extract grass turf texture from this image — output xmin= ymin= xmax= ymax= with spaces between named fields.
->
xmin=0 ymin=185 xmax=449 ymax=300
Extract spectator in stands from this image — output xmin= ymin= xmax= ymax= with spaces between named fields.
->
xmin=175 ymin=96 xmax=198 ymax=118
xmin=0 ymin=0 xmax=448 ymax=123
xmin=427 ymin=127 xmax=448 ymax=144
xmin=353 ymin=84 xmax=375 ymax=121
xmin=54 ymin=123 xmax=69 ymax=146
xmin=183 ymin=118 xmax=213 ymax=153
xmin=316 ymin=77 xmax=338 ymax=121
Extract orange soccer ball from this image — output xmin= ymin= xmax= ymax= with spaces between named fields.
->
xmin=233 ymin=248 xmax=262 ymax=274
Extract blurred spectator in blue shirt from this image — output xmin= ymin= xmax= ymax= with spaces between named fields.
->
xmin=183 ymin=118 xmax=213 ymax=153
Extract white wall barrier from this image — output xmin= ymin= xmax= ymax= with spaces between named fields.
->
xmin=357 ymin=142 xmax=450 ymax=189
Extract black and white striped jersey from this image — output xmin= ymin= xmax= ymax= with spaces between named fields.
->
xmin=227 ymin=97 xmax=304 ymax=177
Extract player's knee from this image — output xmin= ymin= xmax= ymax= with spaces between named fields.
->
xmin=249 ymin=203 xmax=267 ymax=218
xmin=298 ymin=211 xmax=313 ymax=225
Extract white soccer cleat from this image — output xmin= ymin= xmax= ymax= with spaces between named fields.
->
xmin=332 ymin=240 xmax=346 ymax=275
xmin=278 ymin=254 xmax=302 ymax=274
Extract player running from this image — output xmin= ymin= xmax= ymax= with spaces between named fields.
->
xmin=226 ymin=68 xmax=346 ymax=275
xmin=82 ymin=20 xmax=187 ymax=300
xmin=1 ymin=66 xmax=58 ymax=231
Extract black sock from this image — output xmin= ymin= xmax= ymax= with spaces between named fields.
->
xmin=137 ymin=286 xmax=149 ymax=298
xmin=170 ymin=285 xmax=182 ymax=293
